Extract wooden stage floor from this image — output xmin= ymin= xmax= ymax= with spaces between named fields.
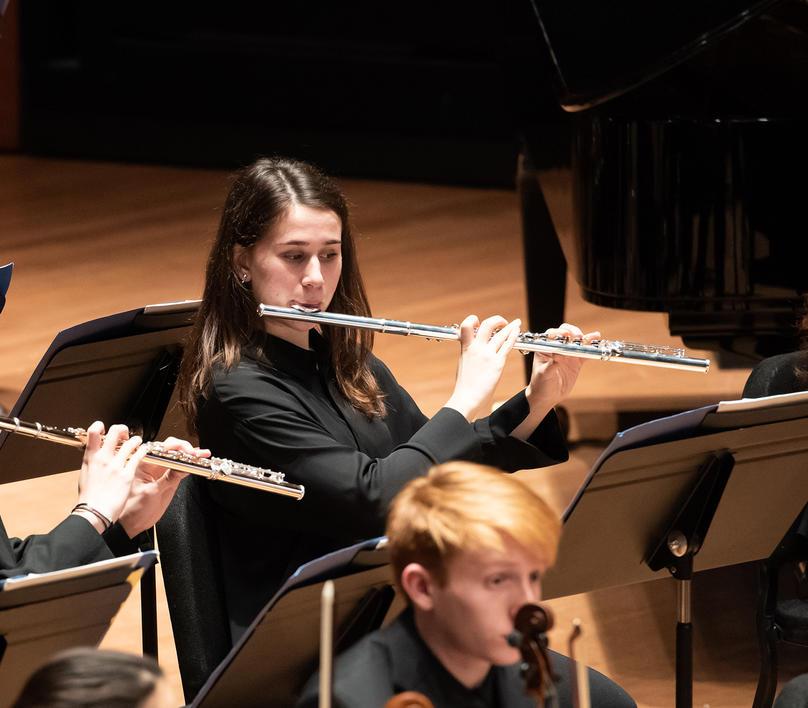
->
xmin=0 ymin=155 xmax=804 ymax=705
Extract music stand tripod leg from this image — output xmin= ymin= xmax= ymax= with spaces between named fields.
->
xmin=646 ymin=451 xmax=735 ymax=708
xmin=673 ymin=551 xmax=693 ymax=708
xmin=140 ymin=527 xmax=158 ymax=660
xmin=125 ymin=350 xmax=182 ymax=661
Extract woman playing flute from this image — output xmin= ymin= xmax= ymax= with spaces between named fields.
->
xmin=177 ymin=157 xmax=595 ymax=640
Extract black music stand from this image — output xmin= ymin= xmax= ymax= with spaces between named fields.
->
xmin=192 ymin=538 xmax=401 ymax=708
xmin=0 ymin=300 xmax=200 ymax=658
xmin=542 ymin=390 xmax=808 ymax=708
xmin=0 ymin=550 xmax=157 ymax=708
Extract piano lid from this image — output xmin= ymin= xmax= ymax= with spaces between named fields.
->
xmin=529 ymin=0 xmax=780 ymax=111
xmin=521 ymin=0 xmax=808 ymax=362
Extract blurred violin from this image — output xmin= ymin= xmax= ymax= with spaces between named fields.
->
xmin=507 ymin=603 xmax=559 ymax=707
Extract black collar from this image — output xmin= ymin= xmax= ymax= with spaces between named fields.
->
xmin=245 ymin=330 xmax=331 ymax=381
xmin=383 ymin=609 xmax=532 ymax=708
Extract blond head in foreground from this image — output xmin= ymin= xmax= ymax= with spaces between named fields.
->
xmin=387 ymin=461 xmax=561 ymax=592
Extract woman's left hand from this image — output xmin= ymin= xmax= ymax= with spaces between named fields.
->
xmin=526 ymin=323 xmax=600 ymax=406
xmin=510 ymin=323 xmax=599 ymax=441
xmin=118 ymin=438 xmax=211 ymax=539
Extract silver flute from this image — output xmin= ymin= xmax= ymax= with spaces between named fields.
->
xmin=258 ymin=304 xmax=710 ymax=373
xmin=0 ymin=416 xmax=305 ymax=499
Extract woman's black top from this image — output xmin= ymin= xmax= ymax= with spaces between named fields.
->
xmin=196 ymin=331 xmax=568 ymax=640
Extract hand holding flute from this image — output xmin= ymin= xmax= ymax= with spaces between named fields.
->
xmin=73 ymin=421 xmax=210 ymax=537
xmin=513 ymin=322 xmax=601 ymax=441
xmin=444 ymin=315 xmax=599 ymax=437
xmin=115 ymin=431 xmax=211 ymax=538
xmin=445 ymin=315 xmax=521 ymax=422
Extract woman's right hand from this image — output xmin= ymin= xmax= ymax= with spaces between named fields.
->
xmin=445 ymin=315 xmax=520 ymax=422
xmin=75 ymin=421 xmax=146 ymax=531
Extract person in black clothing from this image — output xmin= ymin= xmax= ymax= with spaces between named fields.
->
xmin=177 ymin=157 xmax=596 ymax=639
xmin=296 ymin=462 xmax=636 ymax=708
xmin=0 ymin=263 xmax=207 ymax=579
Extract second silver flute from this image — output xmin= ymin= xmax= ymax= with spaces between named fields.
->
xmin=258 ymin=305 xmax=710 ymax=373
xmin=0 ymin=416 xmax=304 ymax=500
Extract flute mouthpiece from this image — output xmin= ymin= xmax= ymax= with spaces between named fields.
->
xmin=290 ymin=304 xmax=321 ymax=313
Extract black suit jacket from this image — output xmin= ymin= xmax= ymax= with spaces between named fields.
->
xmin=1 ymin=514 xmax=139 ymax=580
xmin=296 ymin=609 xmax=637 ymax=708
xmin=197 ymin=332 xmax=568 ymax=640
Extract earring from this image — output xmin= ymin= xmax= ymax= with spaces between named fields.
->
xmin=241 ymin=272 xmax=249 ymax=284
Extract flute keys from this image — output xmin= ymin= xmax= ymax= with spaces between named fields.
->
xmin=599 ymin=341 xmax=624 ymax=361
xmin=208 ymin=458 xmax=232 ymax=481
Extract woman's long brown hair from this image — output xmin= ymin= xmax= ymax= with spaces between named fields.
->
xmin=177 ymin=157 xmax=385 ymax=433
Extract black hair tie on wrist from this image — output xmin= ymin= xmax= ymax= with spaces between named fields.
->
xmin=71 ymin=503 xmax=112 ymax=531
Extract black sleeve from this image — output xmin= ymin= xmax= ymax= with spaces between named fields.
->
xmin=478 ymin=390 xmax=569 ymax=470
xmin=207 ymin=394 xmax=486 ymax=540
xmin=201 ymin=358 xmax=567 ymax=542
xmin=102 ymin=522 xmax=148 ymax=557
xmin=0 ymin=514 xmax=114 ymax=580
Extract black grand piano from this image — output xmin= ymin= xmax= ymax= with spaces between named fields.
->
xmin=519 ymin=0 xmax=808 ymax=365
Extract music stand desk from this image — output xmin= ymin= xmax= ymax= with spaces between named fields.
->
xmin=544 ymin=390 xmax=808 ymax=598
xmin=0 ymin=551 xmax=157 ymax=708
xmin=193 ymin=538 xmax=399 ymax=708
xmin=0 ymin=299 xmax=200 ymax=484
xmin=542 ymin=390 xmax=808 ymax=707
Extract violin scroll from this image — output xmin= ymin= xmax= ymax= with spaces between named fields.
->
xmin=507 ymin=603 xmax=558 ymax=707
xmin=511 ymin=603 xmax=554 ymax=639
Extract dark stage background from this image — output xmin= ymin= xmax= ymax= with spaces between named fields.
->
xmin=17 ymin=2 xmax=571 ymax=186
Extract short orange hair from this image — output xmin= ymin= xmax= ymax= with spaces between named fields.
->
xmin=386 ymin=462 xmax=560 ymax=591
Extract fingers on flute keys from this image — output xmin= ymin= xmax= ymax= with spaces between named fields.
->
xmin=542 ymin=324 xmax=599 ymax=349
xmin=460 ymin=315 xmax=521 ymax=354
xmin=139 ymin=437 xmax=212 ymax=483
xmin=78 ymin=422 xmax=141 ymax=526
xmin=535 ymin=324 xmax=599 ymax=366
xmin=489 ymin=317 xmax=520 ymax=353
